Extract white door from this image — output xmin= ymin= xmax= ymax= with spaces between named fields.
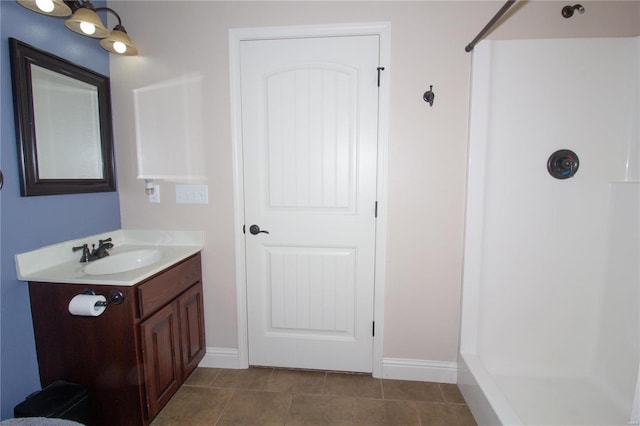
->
xmin=240 ymin=35 xmax=381 ymax=373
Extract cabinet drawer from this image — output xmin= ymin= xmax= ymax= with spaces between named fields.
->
xmin=138 ymin=254 xmax=201 ymax=319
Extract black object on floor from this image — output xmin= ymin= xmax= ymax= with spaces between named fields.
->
xmin=14 ymin=381 xmax=89 ymax=424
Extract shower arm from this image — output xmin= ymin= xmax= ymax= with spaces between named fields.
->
xmin=465 ymin=0 xmax=516 ymax=52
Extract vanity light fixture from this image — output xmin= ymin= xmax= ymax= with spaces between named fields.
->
xmin=64 ymin=1 xmax=109 ymax=38
xmin=16 ymin=0 xmax=138 ymax=56
xmin=98 ymin=9 xmax=138 ymax=56
xmin=17 ymin=0 xmax=71 ymax=16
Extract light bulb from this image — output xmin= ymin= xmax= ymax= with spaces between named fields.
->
xmin=79 ymin=21 xmax=96 ymax=35
xmin=35 ymin=0 xmax=54 ymax=12
xmin=113 ymin=41 xmax=127 ymax=54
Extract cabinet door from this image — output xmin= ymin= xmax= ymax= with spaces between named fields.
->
xmin=141 ymin=302 xmax=181 ymax=419
xmin=178 ymin=283 xmax=206 ymax=377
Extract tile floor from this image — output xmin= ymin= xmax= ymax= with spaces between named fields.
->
xmin=151 ymin=367 xmax=477 ymax=426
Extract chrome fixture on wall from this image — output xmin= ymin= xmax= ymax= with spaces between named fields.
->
xmin=423 ymin=85 xmax=435 ymax=107
xmin=16 ymin=0 xmax=137 ymax=55
xmin=561 ymin=4 xmax=585 ymax=18
xmin=547 ymin=149 xmax=579 ymax=179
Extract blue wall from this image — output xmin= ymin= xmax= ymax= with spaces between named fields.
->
xmin=0 ymin=1 xmax=121 ymax=419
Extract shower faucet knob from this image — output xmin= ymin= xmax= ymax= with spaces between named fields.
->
xmin=547 ymin=149 xmax=580 ymax=179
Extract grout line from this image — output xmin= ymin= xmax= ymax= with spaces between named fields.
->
xmin=213 ymin=387 xmax=237 ymax=426
xmin=264 ymin=367 xmax=275 ymax=390
xmin=179 ymin=367 xmax=474 ymax=426
xmin=436 ymin=382 xmax=447 ymax=403
xmin=416 ymin=398 xmax=424 ymax=426
xmin=283 ymin=391 xmax=295 ymax=425
xmin=350 ymin=396 xmax=355 ymax=424
xmin=209 ymin=367 xmax=222 ymax=387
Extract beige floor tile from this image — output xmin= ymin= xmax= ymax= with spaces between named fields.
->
xmin=439 ymin=383 xmax=466 ymax=403
xmin=324 ymin=372 xmax=383 ymax=398
xmin=382 ymin=379 xmax=445 ymax=402
xmin=455 ymin=404 xmax=478 ymax=426
xmin=184 ymin=367 xmax=220 ymax=387
xmin=151 ymin=386 xmax=233 ymax=426
xmin=265 ymin=368 xmax=326 ymax=394
xmin=286 ymin=394 xmax=353 ymax=426
xmin=150 ymin=368 xmax=478 ymax=426
xmin=217 ymin=389 xmax=292 ymax=426
xmin=416 ymin=402 xmax=477 ymax=426
xmin=353 ymin=398 xmax=419 ymax=426
xmin=212 ymin=366 xmax=274 ymax=390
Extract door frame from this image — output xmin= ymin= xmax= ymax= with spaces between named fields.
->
xmin=229 ymin=22 xmax=390 ymax=377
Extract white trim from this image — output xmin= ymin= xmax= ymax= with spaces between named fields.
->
xmin=383 ymin=358 xmax=458 ymax=384
xmin=631 ymin=365 xmax=640 ymax=425
xmin=199 ymin=351 xmax=459 ymax=387
xmin=229 ymin=27 xmax=250 ymax=369
xmin=198 ymin=347 xmax=242 ymax=369
xmin=460 ymin=40 xmax=492 ymax=356
xmin=229 ymin=22 xmax=391 ymax=375
xmin=372 ymin=22 xmax=391 ymax=379
xmin=229 ymin=22 xmax=392 ymax=41
xmin=200 ymin=349 xmax=459 ymax=388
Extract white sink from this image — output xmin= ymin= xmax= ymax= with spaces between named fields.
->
xmin=84 ymin=249 xmax=162 ymax=275
xmin=15 ymin=230 xmax=204 ymax=286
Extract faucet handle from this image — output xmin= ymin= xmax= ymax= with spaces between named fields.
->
xmin=72 ymin=244 xmax=90 ymax=262
xmin=98 ymin=237 xmax=114 ymax=249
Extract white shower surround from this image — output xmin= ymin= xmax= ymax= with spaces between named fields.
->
xmin=459 ymin=37 xmax=640 ymax=426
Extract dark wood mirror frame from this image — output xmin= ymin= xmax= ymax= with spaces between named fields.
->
xmin=9 ymin=38 xmax=116 ymax=196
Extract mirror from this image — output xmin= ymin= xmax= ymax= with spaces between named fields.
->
xmin=9 ymin=38 xmax=116 ymax=196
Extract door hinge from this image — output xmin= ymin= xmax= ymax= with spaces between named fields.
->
xmin=242 ymin=224 xmax=245 ymax=234
xmin=372 ymin=321 xmax=375 ymax=337
xmin=374 ymin=201 xmax=378 ymax=218
xmin=377 ymin=67 xmax=385 ymax=87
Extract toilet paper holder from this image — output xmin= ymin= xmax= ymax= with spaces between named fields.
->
xmin=81 ymin=289 xmax=124 ymax=308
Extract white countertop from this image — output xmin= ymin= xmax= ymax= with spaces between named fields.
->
xmin=15 ymin=229 xmax=204 ymax=286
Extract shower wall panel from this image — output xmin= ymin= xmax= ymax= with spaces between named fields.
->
xmin=474 ymin=38 xmax=639 ymax=377
xmin=461 ymin=36 xmax=639 ymax=425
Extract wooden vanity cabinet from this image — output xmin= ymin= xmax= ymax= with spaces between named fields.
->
xmin=28 ymin=253 xmax=205 ymax=426
xmin=139 ymin=266 xmax=206 ymax=419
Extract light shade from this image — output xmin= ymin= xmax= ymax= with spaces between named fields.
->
xmin=99 ymin=27 xmax=138 ymax=56
xmin=17 ymin=0 xmax=71 ymax=16
xmin=65 ymin=6 xmax=109 ymax=38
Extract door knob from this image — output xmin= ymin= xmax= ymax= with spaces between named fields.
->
xmin=249 ymin=224 xmax=269 ymax=235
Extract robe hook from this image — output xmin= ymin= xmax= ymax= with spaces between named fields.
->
xmin=423 ymin=85 xmax=435 ymax=107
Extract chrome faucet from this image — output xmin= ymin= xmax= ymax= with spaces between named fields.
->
xmin=72 ymin=237 xmax=113 ymax=263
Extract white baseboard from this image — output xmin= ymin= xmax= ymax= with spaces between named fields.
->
xmin=198 ymin=347 xmax=242 ymax=369
xmin=198 ymin=349 xmax=458 ymax=384
xmin=382 ymin=357 xmax=458 ymax=384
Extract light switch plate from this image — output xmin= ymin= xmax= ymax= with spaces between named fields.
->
xmin=175 ymin=184 xmax=208 ymax=204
